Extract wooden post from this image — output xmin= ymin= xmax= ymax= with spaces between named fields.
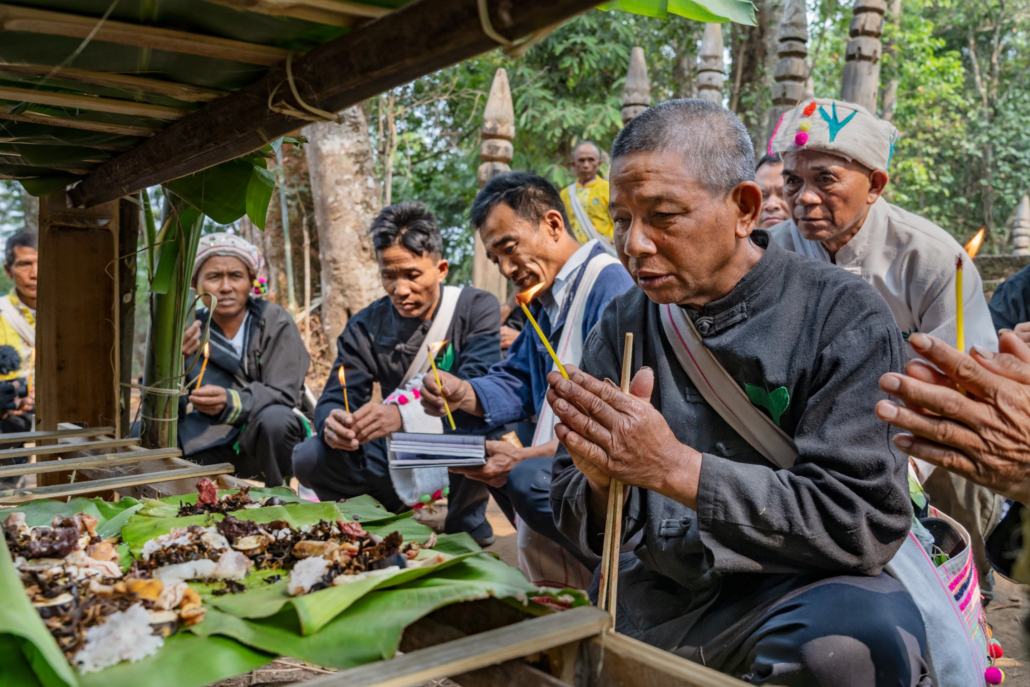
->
xmin=840 ymin=0 xmax=886 ymax=113
xmin=767 ymin=0 xmax=808 ymax=141
xmin=36 ymin=191 xmax=122 ymax=484
xmin=473 ymin=68 xmax=513 ymax=304
xmin=1012 ymin=195 xmax=1030 ymax=257
xmin=621 ymin=47 xmax=651 ymax=125
xmin=696 ymin=24 xmax=725 ymax=105
xmin=117 ymin=197 xmax=139 ymax=437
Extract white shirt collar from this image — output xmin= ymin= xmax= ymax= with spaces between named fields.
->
xmin=539 ymin=240 xmax=597 ymax=322
xmin=227 ymin=311 xmax=250 ymax=358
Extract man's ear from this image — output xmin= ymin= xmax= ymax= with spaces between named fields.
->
xmin=543 ymin=209 xmax=565 ymax=241
xmin=867 ymin=169 xmax=889 ymax=203
xmin=3 ymin=265 xmax=11 ymax=280
xmin=436 ymin=257 xmax=449 ymax=282
xmin=731 ymin=181 xmax=763 ymax=238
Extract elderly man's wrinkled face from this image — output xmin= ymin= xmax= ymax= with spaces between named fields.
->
xmin=573 ymin=144 xmax=601 ymax=185
xmin=755 ymin=161 xmax=790 ymax=229
xmin=480 ymin=202 xmax=570 ymax=296
xmin=781 ymin=150 xmax=888 ymax=252
xmin=196 ymin=255 xmax=252 ymax=321
xmin=610 ymin=150 xmax=762 ymax=308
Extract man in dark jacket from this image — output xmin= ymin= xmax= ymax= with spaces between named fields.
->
xmin=181 ymin=233 xmax=310 ymax=487
xmin=293 ymin=202 xmax=502 ymax=543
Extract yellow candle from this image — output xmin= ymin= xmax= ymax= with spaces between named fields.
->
xmin=517 ymin=285 xmax=569 ymax=379
xmin=338 ymin=366 xmax=351 ymax=414
xmin=195 ymin=342 xmax=210 ymax=389
xmin=427 ymin=342 xmax=456 ymax=431
xmin=955 ymin=256 xmax=964 ymax=352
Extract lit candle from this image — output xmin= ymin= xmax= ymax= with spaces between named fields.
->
xmin=338 ymin=366 xmax=351 ymax=414
xmin=428 ymin=341 xmax=456 ymax=431
xmin=195 ymin=342 xmax=210 ymax=389
xmin=516 ymin=283 xmax=568 ymax=379
xmin=955 ymin=255 xmax=964 ymax=353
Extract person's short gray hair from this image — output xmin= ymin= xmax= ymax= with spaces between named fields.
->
xmin=610 ymin=99 xmax=755 ymax=197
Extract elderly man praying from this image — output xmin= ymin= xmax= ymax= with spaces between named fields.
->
xmin=768 ymin=98 xmax=1002 ymax=598
xmin=547 ymin=99 xmax=931 ymax=686
xmin=180 ymin=234 xmax=310 ymax=487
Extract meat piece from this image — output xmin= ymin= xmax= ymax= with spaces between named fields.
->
xmin=65 ymin=550 xmax=123 ymax=578
xmin=126 ymin=578 xmax=164 ymax=602
xmin=196 ymin=478 xmax=218 ymax=507
xmin=216 ymin=514 xmax=261 ymax=543
xmin=154 ymin=582 xmax=188 ymax=611
xmin=27 ymin=528 xmax=79 ymax=558
xmin=3 ymin=512 xmax=28 ymax=537
xmin=337 ymin=521 xmax=366 ymax=539
xmin=86 ymin=541 xmax=120 ymax=564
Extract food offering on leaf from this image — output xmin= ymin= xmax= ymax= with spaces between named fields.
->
xmin=176 ymin=478 xmax=287 ymax=516
xmin=134 ymin=524 xmax=254 ymax=585
xmin=3 ymin=511 xmax=205 ymax=674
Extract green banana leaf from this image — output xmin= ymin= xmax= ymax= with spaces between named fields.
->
xmin=199 ymin=533 xmax=479 ymax=635
xmin=601 ymin=0 xmax=756 ymax=24
xmin=136 ymin=486 xmax=303 ymax=518
xmin=0 ymin=497 xmax=143 ymax=539
xmin=191 ymin=549 xmax=558 ymax=668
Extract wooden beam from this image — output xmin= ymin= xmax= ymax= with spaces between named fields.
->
xmin=0 ymin=462 xmax=234 ymax=505
xmin=0 ymin=438 xmax=138 ymax=462
xmin=201 ymin=0 xmax=391 ymax=27
xmin=304 ymin=606 xmax=610 ymax=687
xmin=0 ymin=63 xmax=227 ymax=104
xmin=0 ymin=106 xmax=161 ymax=138
xmin=69 ymin=0 xmax=603 ymax=208
xmin=580 ymin=632 xmax=750 ymax=687
xmin=0 ymin=4 xmax=290 ymax=67
xmin=0 ymin=448 xmax=181 ymax=478
xmin=0 ymin=425 xmax=114 ymax=445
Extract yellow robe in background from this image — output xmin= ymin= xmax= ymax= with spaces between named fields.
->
xmin=560 ymin=178 xmax=613 ymax=244
xmin=0 ymin=291 xmax=34 ymax=384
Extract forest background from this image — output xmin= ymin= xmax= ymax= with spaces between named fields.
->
xmin=0 ymin=0 xmax=1028 ymax=376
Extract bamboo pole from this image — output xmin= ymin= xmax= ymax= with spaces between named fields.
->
xmin=0 ymin=85 xmax=188 ymax=121
xmin=276 ymin=147 xmax=297 ymax=314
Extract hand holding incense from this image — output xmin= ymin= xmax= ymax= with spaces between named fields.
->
xmin=428 ymin=341 xmax=457 ymax=431
xmin=517 ymin=283 xmax=568 ymax=379
xmin=338 ymin=366 xmax=351 ymax=414
xmin=194 ymin=342 xmax=210 ymax=389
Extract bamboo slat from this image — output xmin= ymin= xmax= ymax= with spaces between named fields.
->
xmin=0 ymin=63 xmax=227 ymax=103
xmin=0 ymin=448 xmax=181 ymax=478
xmin=0 ymin=438 xmax=138 ymax=462
xmin=0 ymin=462 xmax=234 ymax=504
xmin=0 ymin=425 xmax=114 ymax=445
xmin=0 ymin=106 xmax=161 ymax=137
xmin=0 ymin=85 xmax=189 ymax=120
xmin=201 ymin=0 xmax=390 ymax=27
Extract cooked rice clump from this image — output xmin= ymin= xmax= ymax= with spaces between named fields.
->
xmin=73 ymin=603 xmax=164 ymax=673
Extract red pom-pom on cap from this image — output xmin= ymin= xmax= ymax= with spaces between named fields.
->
xmin=803 ymin=101 xmax=817 ymax=116
xmin=989 ymin=641 xmax=1004 ymax=659
xmin=431 ymin=489 xmax=443 ymax=500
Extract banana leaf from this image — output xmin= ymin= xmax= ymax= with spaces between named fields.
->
xmin=135 ymin=486 xmax=303 ymax=518
xmin=199 ymin=533 xmax=480 ymax=635
xmin=601 ymin=0 xmax=756 ymax=24
xmin=190 ymin=548 xmax=568 ymax=669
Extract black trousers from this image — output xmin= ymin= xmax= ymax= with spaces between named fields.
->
xmin=192 ymin=405 xmax=305 ymax=487
xmin=489 ymin=456 xmax=595 ymax=569
xmin=0 ymin=411 xmax=32 ymax=486
xmin=292 ymin=434 xmax=492 ymax=540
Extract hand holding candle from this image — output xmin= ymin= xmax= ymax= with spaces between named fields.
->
xmin=517 ymin=283 xmax=568 ymax=379
xmin=195 ymin=342 xmax=210 ymax=389
xmin=428 ymin=341 xmax=457 ymax=431
xmin=338 ymin=365 xmax=351 ymax=414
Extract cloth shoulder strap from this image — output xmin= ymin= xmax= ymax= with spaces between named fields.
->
xmin=0 ymin=296 xmax=34 ymax=347
xmin=400 ymin=285 xmax=462 ymax=387
xmin=566 ymin=184 xmax=616 ymax=256
xmin=532 ymin=252 xmax=621 ymax=446
xmin=659 ymin=303 xmax=798 ymax=469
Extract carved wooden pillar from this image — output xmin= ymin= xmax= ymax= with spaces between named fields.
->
xmin=472 ymin=68 xmax=512 ymax=303
xmin=840 ymin=0 xmax=886 ymax=112
xmin=621 ymin=47 xmax=651 ymax=125
xmin=767 ymin=0 xmax=808 ymax=140
xmin=696 ymin=24 xmax=724 ymax=105
xmin=1013 ymin=195 xmax=1030 ymax=257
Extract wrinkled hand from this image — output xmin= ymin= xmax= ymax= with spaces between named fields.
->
xmin=182 ymin=320 xmax=202 ymax=358
xmin=875 ymin=332 xmax=1030 ymax=505
xmin=189 ymin=385 xmax=227 ymax=416
xmin=500 ymin=325 xmax=521 ymax=350
xmin=451 ymin=440 xmax=524 ymax=488
xmin=323 ymin=408 xmax=358 ymax=451
xmin=350 ymin=403 xmax=402 ymax=445
xmin=1013 ymin=323 xmax=1030 ymax=346
xmin=420 ymin=370 xmax=474 ymax=417
xmin=546 ymin=365 xmax=702 ymax=508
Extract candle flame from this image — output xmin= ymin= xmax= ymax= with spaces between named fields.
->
xmin=516 ymin=282 xmax=547 ymax=306
xmin=338 ymin=366 xmax=346 ymax=387
xmin=428 ymin=340 xmax=449 ymax=356
xmin=203 ymin=342 xmax=209 ymax=358
xmin=964 ymin=227 xmax=986 ymax=259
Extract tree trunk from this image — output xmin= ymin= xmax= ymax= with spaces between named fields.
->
xmin=20 ymin=189 xmax=39 ymax=232
xmin=880 ymin=0 xmax=902 ymax=121
xmin=304 ymin=108 xmax=384 ymax=344
xmin=729 ymin=0 xmax=784 ymax=147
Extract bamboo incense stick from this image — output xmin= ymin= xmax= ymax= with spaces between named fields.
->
xmin=955 ymin=256 xmax=964 ymax=353
xmin=338 ymin=366 xmax=351 ymax=414
xmin=428 ymin=343 xmax=457 ymax=431
xmin=599 ymin=333 xmax=633 ymax=624
xmin=517 ymin=286 xmax=569 ymax=379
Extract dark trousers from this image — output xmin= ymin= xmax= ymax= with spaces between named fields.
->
xmin=489 ymin=456 xmax=594 ymax=569
xmin=192 ymin=405 xmax=305 ymax=487
xmin=292 ymin=434 xmax=492 ymax=540
xmin=0 ymin=411 xmax=32 ymax=486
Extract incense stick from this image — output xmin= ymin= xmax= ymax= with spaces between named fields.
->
xmin=428 ymin=343 xmax=457 ymax=431
xmin=955 ymin=255 xmax=965 ymax=352
xmin=518 ymin=297 xmax=569 ymax=379
xmin=599 ymin=333 xmax=633 ymax=625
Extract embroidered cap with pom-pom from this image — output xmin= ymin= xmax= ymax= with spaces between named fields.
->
xmin=794 ymin=131 xmax=809 ymax=147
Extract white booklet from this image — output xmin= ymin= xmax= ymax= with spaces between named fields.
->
xmin=387 ymin=432 xmax=487 ymax=468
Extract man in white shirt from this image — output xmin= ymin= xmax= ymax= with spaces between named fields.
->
xmin=768 ymin=97 xmax=1002 ymax=596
